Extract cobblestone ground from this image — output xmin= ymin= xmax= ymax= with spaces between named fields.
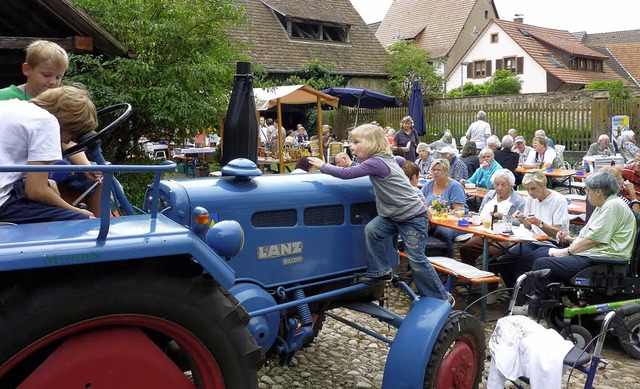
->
xmin=259 ymin=285 xmax=639 ymax=388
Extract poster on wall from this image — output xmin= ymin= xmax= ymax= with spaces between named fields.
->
xmin=611 ymin=115 xmax=630 ymax=141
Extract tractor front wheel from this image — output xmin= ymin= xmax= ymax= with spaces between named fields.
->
xmin=424 ymin=310 xmax=485 ymax=389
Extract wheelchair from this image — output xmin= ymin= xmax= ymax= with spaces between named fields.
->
xmin=525 ymin=210 xmax=640 ymax=359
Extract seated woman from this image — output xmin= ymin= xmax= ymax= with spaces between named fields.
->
xmin=460 ymin=141 xmax=479 ymax=177
xmin=415 ymin=142 xmax=433 ymax=178
xmin=460 ymin=148 xmax=502 ymax=189
xmin=525 ymin=170 xmax=637 ymax=318
xmin=420 ymin=158 xmax=466 ymax=256
xmin=619 ymin=130 xmax=638 ymax=163
xmin=601 ymin=165 xmax=640 ymax=212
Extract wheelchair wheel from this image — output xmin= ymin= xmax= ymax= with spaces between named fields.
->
xmin=560 ymin=325 xmax=593 ymax=352
xmin=618 ymin=312 xmax=640 ymax=359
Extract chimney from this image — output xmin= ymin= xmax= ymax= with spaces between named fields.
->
xmin=514 ymin=14 xmax=524 ymax=24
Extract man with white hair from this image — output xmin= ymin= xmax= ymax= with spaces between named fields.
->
xmin=534 ymin=129 xmax=554 ymax=148
xmin=585 ymin=134 xmax=615 ymax=157
xmin=429 ymin=130 xmax=457 ymax=150
xmin=494 ymin=135 xmax=520 ymax=177
xmin=440 ymin=146 xmax=469 ymax=182
xmin=465 ymin=110 xmax=491 ymax=149
xmin=513 ymin=136 xmax=533 ymax=164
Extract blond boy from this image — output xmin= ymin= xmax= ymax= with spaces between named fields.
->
xmin=0 ymin=40 xmax=103 ymax=214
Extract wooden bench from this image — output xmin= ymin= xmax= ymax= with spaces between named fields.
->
xmin=399 ymin=251 xmax=502 ymax=305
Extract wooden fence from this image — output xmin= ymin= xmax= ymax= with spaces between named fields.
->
xmin=322 ymin=92 xmax=640 ymax=153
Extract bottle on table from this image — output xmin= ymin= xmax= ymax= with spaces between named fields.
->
xmin=490 ymin=204 xmax=499 ymax=230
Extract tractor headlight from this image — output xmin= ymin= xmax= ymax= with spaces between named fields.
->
xmin=206 ymin=220 xmax=244 ymax=259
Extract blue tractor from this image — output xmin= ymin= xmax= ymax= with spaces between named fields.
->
xmin=0 ymin=64 xmax=485 ymax=388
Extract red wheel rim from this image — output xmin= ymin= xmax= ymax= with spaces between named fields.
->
xmin=435 ymin=334 xmax=479 ymax=389
xmin=0 ymin=315 xmax=224 ymax=388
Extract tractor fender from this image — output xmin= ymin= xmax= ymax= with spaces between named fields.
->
xmin=382 ymin=297 xmax=451 ymax=388
xmin=229 ymin=283 xmax=280 ymax=352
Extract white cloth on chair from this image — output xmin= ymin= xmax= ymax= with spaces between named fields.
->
xmin=487 ymin=315 xmax=574 ymax=389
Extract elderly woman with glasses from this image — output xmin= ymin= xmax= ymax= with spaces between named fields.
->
xmin=460 ymin=148 xmax=502 ymax=189
xmin=415 ymin=142 xmax=434 ymax=178
xmin=420 ymin=158 xmax=467 ymax=256
xmin=524 ymin=170 xmax=637 ymax=318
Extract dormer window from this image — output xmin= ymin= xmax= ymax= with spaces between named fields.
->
xmin=569 ymin=56 xmax=604 ymax=72
xmin=274 ymin=11 xmax=350 ymax=43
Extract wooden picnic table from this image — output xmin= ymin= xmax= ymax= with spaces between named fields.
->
xmin=430 ymin=216 xmax=548 ymax=321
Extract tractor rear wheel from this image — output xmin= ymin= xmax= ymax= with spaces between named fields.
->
xmin=424 ymin=310 xmax=485 ymax=389
xmin=0 ymin=269 xmax=264 ymax=388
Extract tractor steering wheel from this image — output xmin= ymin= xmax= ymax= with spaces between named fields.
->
xmin=63 ymin=103 xmax=132 ymax=158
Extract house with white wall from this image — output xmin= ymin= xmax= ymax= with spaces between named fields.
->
xmin=445 ymin=18 xmax=627 ymax=94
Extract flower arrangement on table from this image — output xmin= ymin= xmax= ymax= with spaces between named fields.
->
xmin=430 ymin=198 xmax=449 ymax=219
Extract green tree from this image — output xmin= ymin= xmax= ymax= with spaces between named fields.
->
xmin=485 ymin=69 xmax=522 ymax=95
xmin=445 ymin=70 xmax=520 ymax=97
xmin=67 ymin=0 xmax=247 ymax=162
xmin=383 ymin=41 xmax=443 ymax=104
xmin=584 ymin=80 xmax=631 ymax=99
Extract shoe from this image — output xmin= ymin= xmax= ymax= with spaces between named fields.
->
xmin=361 ymin=273 xmax=393 ymax=285
xmin=446 ymin=293 xmax=456 ymax=306
xmin=455 ymin=285 xmax=469 ymax=295
xmin=511 ymin=304 xmax=529 ymax=316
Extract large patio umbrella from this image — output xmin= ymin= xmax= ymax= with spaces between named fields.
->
xmin=408 ymin=80 xmax=426 ymax=136
xmin=321 ymin=87 xmax=402 ymax=127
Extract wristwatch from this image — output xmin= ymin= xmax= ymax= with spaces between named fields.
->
xmin=539 ymin=221 xmax=544 ymax=228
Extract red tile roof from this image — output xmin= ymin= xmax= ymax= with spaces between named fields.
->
xmin=375 ymin=0 xmax=478 ymax=58
xmin=227 ymin=0 xmax=388 ymax=76
xmin=493 ymin=19 xmax=622 ymax=86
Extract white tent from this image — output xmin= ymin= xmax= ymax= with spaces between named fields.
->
xmin=254 ymin=85 xmax=339 ymax=111
xmin=253 ymin=85 xmax=339 ymax=172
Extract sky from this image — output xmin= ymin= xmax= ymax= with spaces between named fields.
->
xmin=349 ymin=0 xmax=638 ymax=34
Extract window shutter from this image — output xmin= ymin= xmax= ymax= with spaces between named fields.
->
xmin=467 ymin=63 xmax=473 ymax=78
xmin=517 ymin=57 xmax=524 ymax=74
xmin=495 ymin=59 xmax=502 ymax=70
xmin=486 ymin=60 xmax=492 ymax=76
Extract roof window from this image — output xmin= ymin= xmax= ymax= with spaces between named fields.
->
xmin=543 ymin=54 xmax=564 ymax=68
xmin=274 ymin=11 xmax=350 ymax=43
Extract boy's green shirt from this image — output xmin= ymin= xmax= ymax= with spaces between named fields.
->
xmin=0 ymin=85 xmax=33 ymax=101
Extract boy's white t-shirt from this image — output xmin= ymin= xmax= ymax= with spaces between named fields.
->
xmin=0 ymin=99 xmax=62 ymax=206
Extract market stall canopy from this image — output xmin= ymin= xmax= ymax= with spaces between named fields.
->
xmin=254 ymin=85 xmax=339 ymax=111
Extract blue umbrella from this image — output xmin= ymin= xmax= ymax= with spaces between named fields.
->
xmin=321 ymin=87 xmax=401 ymax=127
xmin=408 ymin=80 xmax=426 ymax=136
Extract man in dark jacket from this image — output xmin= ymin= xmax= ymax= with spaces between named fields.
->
xmin=494 ymin=135 xmax=520 ymax=184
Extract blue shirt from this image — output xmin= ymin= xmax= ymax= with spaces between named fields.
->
xmin=421 ymin=179 xmax=468 ymax=213
xmin=467 ymin=160 xmax=502 ymax=189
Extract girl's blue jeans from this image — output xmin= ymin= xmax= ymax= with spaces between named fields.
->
xmin=364 ymin=213 xmax=448 ymax=300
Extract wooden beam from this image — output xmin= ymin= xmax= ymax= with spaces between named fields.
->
xmin=0 ymin=36 xmax=75 ymax=51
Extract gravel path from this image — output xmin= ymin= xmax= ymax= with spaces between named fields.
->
xmin=259 ymin=285 xmax=639 ymax=388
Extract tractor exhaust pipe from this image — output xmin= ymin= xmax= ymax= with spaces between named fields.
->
xmin=222 ymin=62 xmax=258 ymax=167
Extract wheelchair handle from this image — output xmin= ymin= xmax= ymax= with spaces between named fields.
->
xmin=525 ymin=268 xmax=550 ymax=278
xmin=615 ymin=302 xmax=640 ymax=316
